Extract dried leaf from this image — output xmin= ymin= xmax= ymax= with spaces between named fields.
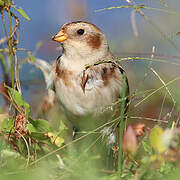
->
xmin=14 ymin=111 xmax=29 ymax=138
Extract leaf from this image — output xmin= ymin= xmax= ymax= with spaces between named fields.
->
xmin=31 ymin=132 xmax=49 ymax=141
xmin=0 ymin=0 xmax=4 ymax=6
xmin=5 ymin=86 xmax=30 ymax=118
xmin=47 ymin=132 xmax=64 ymax=147
xmin=58 ymin=121 xmax=68 ymax=136
xmin=18 ymin=7 xmax=30 ymax=21
xmin=27 ymin=124 xmax=49 ymax=141
xmin=12 ymin=6 xmax=31 ymax=21
xmin=26 ymin=123 xmax=36 ymax=133
xmin=28 ymin=118 xmax=54 ymax=133
xmin=1 ymin=117 xmax=14 ymax=133
xmin=27 ymin=52 xmax=36 ymax=63
xmin=27 ymin=118 xmax=54 ymax=143
xmin=27 ymin=119 xmax=65 ymax=146
xmin=149 ymin=126 xmax=166 ymax=153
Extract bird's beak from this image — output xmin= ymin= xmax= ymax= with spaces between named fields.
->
xmin=52 ymin=30 xmax=67 ymax=42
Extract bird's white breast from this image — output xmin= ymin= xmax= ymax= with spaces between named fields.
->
xmin=54 ymin=66 xmax=122 ymax=115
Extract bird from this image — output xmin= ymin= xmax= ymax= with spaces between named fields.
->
xmin=49 ymin=20 xmax=129 ymax=115
xmin=48 ymin=21 xmax=129 ymax=168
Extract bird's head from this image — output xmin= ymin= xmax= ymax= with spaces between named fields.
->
xmin=52 ymin=21 xmax=111 ymax=61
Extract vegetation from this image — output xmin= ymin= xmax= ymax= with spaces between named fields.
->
xmin=0 ymin=0 xmax=180 ymax=179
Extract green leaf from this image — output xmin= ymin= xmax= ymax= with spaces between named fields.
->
xmin=18 ymin=7 xmax=30 ymax=21
xmin=0 ymin=0 xmax=4 ymax=6
xmin=26 ymin=124 xmax=49 ymax=141
xmin=1 ymin=117 xmax=14 ymax=133
xmin=28 ymin=118 xmax=54 ymax=133
xmin=12 ymin=6 xmax=31 ymax=21
xmin=27 ymin=118 xmax=65 ymax=147
xmin=58 ymin=121 xmax=68 ymax=136
xmin=47 ymin=132 xmax=64 ymax=147
xmin=31 ymin=132 xmax=49 ymax=141
xmin=27 ymin=119 xmax=54 ymax=143
xmin=5 ymin=86 xmax=30 ymax=118
xmin=149 ymin=126 xmax=166 ymax=153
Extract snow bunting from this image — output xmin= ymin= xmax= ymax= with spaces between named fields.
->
xmin=50 ymin=21 xmax=129 ymax=116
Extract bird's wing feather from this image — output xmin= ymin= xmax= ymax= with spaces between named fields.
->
xmin=81 ymin=62 xmax=128 ymax=94
xmin=80 ymin=62 xmax=129 ymax=113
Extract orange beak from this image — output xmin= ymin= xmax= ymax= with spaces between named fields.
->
xmin=52 ymin=30 xmax=67 ymax=42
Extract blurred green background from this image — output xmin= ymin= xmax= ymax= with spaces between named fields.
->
xmin=0 ymin=0 xmax=180 ymax=113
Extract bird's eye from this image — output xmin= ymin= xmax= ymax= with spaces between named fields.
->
xmin=77 ymin=29 xmax=84 ymax=35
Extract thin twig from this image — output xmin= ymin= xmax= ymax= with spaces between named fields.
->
xmin=8 ymin=11 xmax=20 ymax=44
xmin=116 ymin=52 xmax=180 ymax=60
xmin=1 ymin=9 xmax=9 ymax=38
xmin=150 ymin=67 xmax=176 ymax=125
xmin=13 ymin=48 xmax=21 ymax=93
xmin=0 ymin=87 xmax=22 ymax=112
xmin=115 ymin=56 xmax=180 ymax=67
xmin=126 ymin=0 xmax=180 ymax=53
xmin=143 ymin=46 xmax=155 ymax=81
xmin=8 ymin=1 xmax=14 ymax=88
xmin=16 ymin=131 xmax=30 ymax=167
xmin=129 ymin=116 xmax=168 ymax=123
xmin=150 ymin=68 xmax=176 ymax=104
xmin=134 ymin=76 xmax=180 ymax=107
xmin=158 ymin=92 xmax=168 ymax=121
